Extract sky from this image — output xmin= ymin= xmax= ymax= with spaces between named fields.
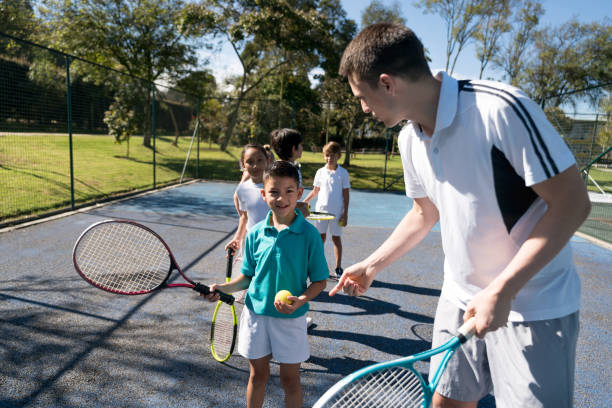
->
xmin=202 ymin=0 xmax=610 ymax=98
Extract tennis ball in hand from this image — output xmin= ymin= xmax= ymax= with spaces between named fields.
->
xmin=275 ymin=290 xmax=293 ymax=305
xmin=338 ymin=219 xmax=346 ymax=227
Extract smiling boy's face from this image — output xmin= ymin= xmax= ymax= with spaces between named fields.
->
xmin=261 ymin=176 xmax=303 ymax=221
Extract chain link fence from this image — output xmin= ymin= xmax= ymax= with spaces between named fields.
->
xmin=545 ymin=86 xmax=612 ymax=245
xmin=0 ymin=33 xmax=203 ymax=227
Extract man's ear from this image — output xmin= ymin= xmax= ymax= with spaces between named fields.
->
xmin=379 ymin=73 xmax=395 ymax=95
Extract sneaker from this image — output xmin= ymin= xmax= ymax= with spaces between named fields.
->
xmin=306 ymin=316 xmax=314 ymax=328
xmin=335 ymin=267 xmax=343 ymax=279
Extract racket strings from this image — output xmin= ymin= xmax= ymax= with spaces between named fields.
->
xmin=326 ymin=367 xmax=424 ymax=408
xmin=211 ymin=303 xmax=236 ymax=359
xmin=75 ymin=222 xmax=171 ymax=293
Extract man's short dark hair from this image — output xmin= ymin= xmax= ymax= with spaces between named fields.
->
xmin=339 ymin=23 xmax=430 ymax=86
xmin=263 ymin=160 xmax=300 ymax=187
xmin=270 ymin=128 xmax=302 ymax=161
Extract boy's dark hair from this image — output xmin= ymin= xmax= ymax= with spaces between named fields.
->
xmin=270 ymin=128 xmax=302 ymax=161
xmin=323 ymin=141 xmax=342 ymax=156
xmin=339 ymin=23 xmax=430 ymax=86
xmin=240 ymin=143 xmax=267 ymax=165
xmin=263 ymin=160 xmax=300 ymax=187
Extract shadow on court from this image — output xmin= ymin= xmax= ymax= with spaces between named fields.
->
xmin=0 ymin=181 xmax=609 ymax=408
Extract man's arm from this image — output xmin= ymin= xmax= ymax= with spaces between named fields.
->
xmin=329 ymin=196 xmax=439 ymax=296
xmin=465 ymin=165 xmax=590 ymax=336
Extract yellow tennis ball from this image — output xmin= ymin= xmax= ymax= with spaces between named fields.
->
xmin=338 ymin=219 xmax=346 ymax=227
xmin=275 ymin=290 xmax=293 ymax=305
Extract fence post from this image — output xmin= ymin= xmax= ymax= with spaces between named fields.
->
xmin=383 ymin=128 xmax=390 ymax=190
xmin=65 ymin=55 xmax=75 ymax=210
xmin=152 ymin=84 xmax=157 ymax=188
xmin=197 ymin=96 xmax=200 ymax=179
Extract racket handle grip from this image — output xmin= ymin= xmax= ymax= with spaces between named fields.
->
xmin=457 ymin=316 xmax=476 ymax=342
xmin=193 ymin=283 xmax=235 ymax=305
xmin=216 ymin=290 xmax=235 ymax=305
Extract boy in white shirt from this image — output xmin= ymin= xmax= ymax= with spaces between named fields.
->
xmin=304 ymin=141 xmax=351 ymax=279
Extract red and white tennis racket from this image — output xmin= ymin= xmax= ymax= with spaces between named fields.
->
xmin=72 ymin=219 xmax=234 ymax=304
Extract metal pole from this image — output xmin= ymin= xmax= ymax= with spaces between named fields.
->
xmin=383 ymin=128 xmax=390 ymax=190
xmin=197 ymin=96 xmax=201 ymax=179
xmin=66 ymin=56 xmax=75 ymax=210
xmin=152 ymin=85 xmax=157 ymax=188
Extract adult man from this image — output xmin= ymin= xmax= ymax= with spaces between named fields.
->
xmin=330 ymin=23 xmax=590 ymax=408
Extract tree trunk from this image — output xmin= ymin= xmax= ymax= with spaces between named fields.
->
xmin=220 ymin=97 xmax=244 ymax=151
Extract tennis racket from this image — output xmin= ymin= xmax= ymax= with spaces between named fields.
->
xmin=307 ymin=211 xmax=336 ymax=221
xmin=210 ymin=248 xmax=238 ymax=362
xmin=73 ymin=219 xmax=234 ymax=304
xmin=313 ymin=317 xmax=476 ymax=408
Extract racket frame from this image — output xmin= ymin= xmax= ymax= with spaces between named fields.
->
xmin=307 ymin=211 xmax=336 ymax=221
xmin=313 ymin=318 xmax=475 ymax=408
xmin=210 ymin=247 xmax=238 ymax=362
xmin=73 ymin=219 xmax=234 ymax=304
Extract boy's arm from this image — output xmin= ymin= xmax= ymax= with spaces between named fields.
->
xmin=276 ymin=279 xmax=327 ymax=314
xmin=465 ymin=165 xmax=590 ymax=337
xmin=340 ymin=188 xmax=350 ymax=225
xmin=303 ymin=186 xmax=320 ymax=203
xmin=204 ymin=274 xmax=251 ymax=302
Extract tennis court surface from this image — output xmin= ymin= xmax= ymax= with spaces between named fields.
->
xmin=1 ymin=181 xmax=610 ymax=407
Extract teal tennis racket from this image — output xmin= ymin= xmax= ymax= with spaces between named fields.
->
xmin=313 ymin=317 xmax=476 ymax=408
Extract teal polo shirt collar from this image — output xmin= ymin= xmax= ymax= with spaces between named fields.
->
xmin=262 ymin=209 xmax=307 ymax=235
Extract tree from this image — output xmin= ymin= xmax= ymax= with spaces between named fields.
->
xmin=361 ymin=0 xmax=405 ymax=27
xmin=526 ymin=20 xmax=612 ymax=108
xmin=473 ymin=0 xmax=512 ymax=79
xmin=103 ymin=81 xmax=140 ymax=158
xmin=596 ymin=95 xmax=612 ymax=153
xmin=188 ymin=0 xmax=333 ymax=151
xmin=493 ymin=0 xmax=543 ymax=86
xmin=0 ymin=0 xmax=40 ymax=58
xmin=37 ymin=0 xmax=204 ymax=147
xmin=416 ymin=0 xmax=490 ymax=75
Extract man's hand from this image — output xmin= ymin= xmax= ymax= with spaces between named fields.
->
xmin=464 ymin=284 xmax=513 ymax=338
xmin=329 ymin=261 xmax=375 ymax=297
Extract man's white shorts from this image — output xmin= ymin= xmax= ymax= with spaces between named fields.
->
xmin=430 ymin=296 xmax=579 ymax=407
xmin=238 ymin=306 xmax=310 ymax=364
xmin=314 ymin=218 xmax=342 ymax=236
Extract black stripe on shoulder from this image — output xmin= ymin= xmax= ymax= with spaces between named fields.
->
xmin=460 ymin=83 xmax=554 ymax=178
xmin=467 ymin=83 xmax=559 ymax=176
xmin=457 ymin=79 xmax=471 ymax=91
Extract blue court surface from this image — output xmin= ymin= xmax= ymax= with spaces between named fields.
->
xmin=0 ymin=180 xmax=610 ymax=407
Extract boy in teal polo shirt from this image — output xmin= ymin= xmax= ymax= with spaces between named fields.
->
xmin=204 ymin=160 xmax=328 ymax=408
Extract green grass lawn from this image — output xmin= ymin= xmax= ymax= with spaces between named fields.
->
xmin=585 ymin=166 xmax=612 ymax=193
xmin=0 ymin=132 xmax=403 ymax=222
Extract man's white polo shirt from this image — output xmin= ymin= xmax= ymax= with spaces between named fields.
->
xmin=398 ymin=72 xmax=580 ymax=322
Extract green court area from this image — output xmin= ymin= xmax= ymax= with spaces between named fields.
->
xmin=0 ymin=132 xmax=404 ymax=223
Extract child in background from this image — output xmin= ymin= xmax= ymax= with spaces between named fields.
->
xmin=270 ymin=128 xmax=304 ymax=186
xmin=205 ymin=161 xmax=329 ymax=408
xmin=226 ymin=144 xmax=270 ymax=253
xmin=303 ymin=141 xmax=351 ymax=279
xmin=270 ymin=128 xmax=310 ymax=218
xmin=239 ymin=144 xmax=275 ymax=183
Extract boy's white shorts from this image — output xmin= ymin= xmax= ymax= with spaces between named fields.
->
xmin=314 ymin=218 xmax=343 ymax=236
xmin=238 ymin=306 xmax=310 ymax=364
